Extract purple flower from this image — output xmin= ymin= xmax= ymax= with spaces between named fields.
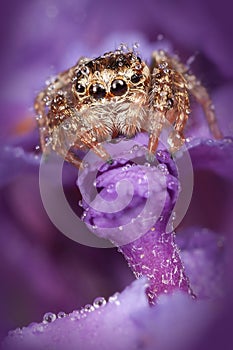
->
xmin=1 ymin=0 xmax=233 ymax=349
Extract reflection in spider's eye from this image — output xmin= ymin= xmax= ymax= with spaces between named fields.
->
xmin=75 ymin=83 xmax=85 ymax=94
xmin=111 ymin=79 xmax=128 ymax=96
xmin=131 ymin=73 xmax=143 ymax=84
xmin=89 ymin=83 xmax=106 ymax=100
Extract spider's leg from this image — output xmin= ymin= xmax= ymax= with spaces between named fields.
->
xmin=149 ymin=51 xmax=190 ymax=157
xmin=78 ymin=131 xmax=111 ymax=162
xmin=167 ymin=109 xmax=187 ymax=153
xmin=56 ymin=144 xmax=83 ymax=169
xmin=65 ymin=153 xmax=83 ymax=168
xmin=186 ymin=75 xmax=223 ymax=139
xmin=35 ymin=90 xmax=51 ymax=153
xmin=147 ymin=111 xmax=165 ymax=161
xmin=34 ymin=68 xmax=72 ymax=154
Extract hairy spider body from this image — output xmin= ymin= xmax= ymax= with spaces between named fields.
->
xmin=35 ymin=48 xmax=222 ymax=167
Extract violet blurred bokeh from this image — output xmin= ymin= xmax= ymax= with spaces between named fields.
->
xmin=1 ymin=0 xmax=233 ymax=349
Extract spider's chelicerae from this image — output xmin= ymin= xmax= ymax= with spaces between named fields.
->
xmin=35 ymin=47 xmax=222 ymax=167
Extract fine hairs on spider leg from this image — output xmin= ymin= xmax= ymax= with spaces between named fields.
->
xmin=35 ymin=46 xmax=222 ymax=166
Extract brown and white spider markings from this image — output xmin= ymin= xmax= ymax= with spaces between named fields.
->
xmin=35 ymin=48 xmax=222 ymax=168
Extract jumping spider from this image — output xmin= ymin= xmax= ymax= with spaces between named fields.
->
xmin=35 ymin=47 xmax=222 ymax=168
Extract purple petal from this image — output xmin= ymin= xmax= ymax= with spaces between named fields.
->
xmin=3 ymin=277 xmax=229 ymax=350
xmin=3 ymin=278 xmax=149 ymax=350
xmin=177 ymin=227 xmax=226 ymax=299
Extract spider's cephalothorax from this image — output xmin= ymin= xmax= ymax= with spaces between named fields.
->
xmin=35 ymin=48 xmax=222 ymax=167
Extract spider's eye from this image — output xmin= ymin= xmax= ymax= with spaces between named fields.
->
xmin=89 ymin=83 xmax=106 ymax=100
xmin=110 ymin=79 xmax=128 ymax=96
xmin=131 ymin=73 xmax=143 ymax=84
xmin=75 ymin=83 xmax=85 ymax=94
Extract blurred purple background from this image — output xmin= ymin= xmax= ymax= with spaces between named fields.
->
xmin=0 ymin=0 xmax=233 ymax=346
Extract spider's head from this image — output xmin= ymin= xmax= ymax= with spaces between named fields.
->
xmin=72 ymin=50 xmax=150 ymax=107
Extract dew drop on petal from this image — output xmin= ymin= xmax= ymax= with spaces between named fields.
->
xmin=206 ymin=139 xmax=214 ymax=145
xmin=84 ymin=304 xmax=95 ymax=312
xmin=43 ymin=312 xmax=56 ymax=323
xmin=132 ymin=144 xmax=139 ymax=152
xmin=93 ymin=297 xmax=107 ymax=308
xmin=57 ymin=311 xmax=66 ymax=319
xmin=108 ymin=292 xmax=120 ymax=303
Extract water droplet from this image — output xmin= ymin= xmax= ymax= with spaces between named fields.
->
xmin=108 ymin=292 xmax=120 ymax=303
xmin=223 ymin=137 xmax=232 ymax=144
xmin=143 ymin=190 xmax=150 ymax=198
xmin=133 ymin=42 xmax=140 ymax=49
xmin=44 ymin=136 xmax=52 ymax=146
xmin=81 ymin=212 xmax=87 ymax=221
xmin=119 ymin=226 xmax=123 ymax=231
xmin=168 ymin=181 xmax=176 ymax=190
xmin=43 ymin=312 xmax=56 ymax=323
xmin=36 ymin=114 xmax=42 ymax=121
xmin=159 ymin=62 xmax=168 ymax=69
xmin=93 ymin=297 xmax=106 ymax=308
xmin=78 ymin=200 xmax=83 ymax=207
xmin=84 ymin=304 xmax=95 ymax=312
xmin=206 ymin=139 xmax=214 ymax=145
xmin=57 ymin=311 xmax=66 ymax=319
xmin=70 ymin=314 xmax=80 ymax=321
xmin=82 ymin=161 xmax=89 ymax=168
xmin=119 ymin=43 xmax=128 ymax=52
xmin=144 ymin=162 xmax=151 ymax=167
xmin=132 ymin=144 xmax=139 ymax=152
xmin=62 ymin=121 xmax=71 ymax=130
xmin=79 ymin=308 xmax=88 ymax=318
xmin=157 ymin=163 xmax=169 ymax=174
xmin=106 ymin=184 xmax=115 ymax=193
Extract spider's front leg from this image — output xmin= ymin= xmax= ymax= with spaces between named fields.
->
xmin=167 ymin=53 xmax=223 ymax=140
xmin=148 ymin=50 xmax=190 ymax=158
xmin=51 ymin=120 xmax=112 ymax=169
xmin=185 ymin=74 xmax=223 ymax=139
xmin=34 ymin=68 xmax=74 ymax=155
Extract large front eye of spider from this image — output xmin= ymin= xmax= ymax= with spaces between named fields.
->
xmin=110 ymin=79 xmax=128 ymax=96
xmin=89 ymin=83 xmax=106 ymax=100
